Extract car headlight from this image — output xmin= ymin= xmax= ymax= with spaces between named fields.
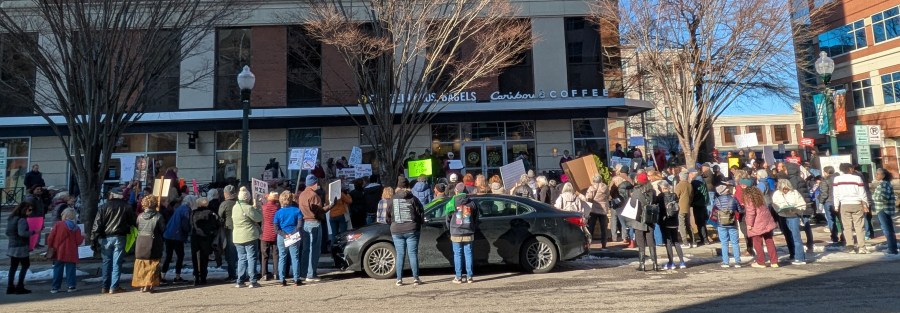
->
xmin=346 ymin=233 xmax=363 ymax=242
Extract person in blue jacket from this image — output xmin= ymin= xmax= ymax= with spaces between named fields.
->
xmin=273 ymin=191 xmax=303 ymax=287
xmin=412 ymin=175 xmax=433 ymax=205
xmin=161 ymin=195 xmax=194 ymax=283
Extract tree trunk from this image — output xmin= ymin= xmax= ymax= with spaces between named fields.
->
xmin=680 ymin=136 xmax=698 ymax=167
xmin=78 ymin=176 xmax=101 ymax=242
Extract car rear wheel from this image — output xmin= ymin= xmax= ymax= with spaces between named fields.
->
xmin=520 ymin=236 xmax=558 ymax=274
xmin=362 ymin=242 xmax=396 ymax=279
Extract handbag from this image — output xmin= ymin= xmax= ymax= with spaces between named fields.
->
xmin=640 ymin=204 xmax=660 ymax=224
xmin=621 ymin=197 xmax=639 ymax=220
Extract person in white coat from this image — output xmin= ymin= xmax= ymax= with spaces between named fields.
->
xmin=772 ymin=179 xmax=808 ymax=265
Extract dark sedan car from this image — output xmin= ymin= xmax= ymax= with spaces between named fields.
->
xmin=332 ymin=194 xmax=590 ymax=279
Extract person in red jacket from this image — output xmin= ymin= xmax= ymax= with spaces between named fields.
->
xmin=47 ymin=208 xmax=85 ymax=293
xmin=260 ymin=192 xmax=280 ymax=281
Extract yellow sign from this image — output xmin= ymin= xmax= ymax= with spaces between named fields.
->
xmin=727 ymin=157 xmax=740 ymax=170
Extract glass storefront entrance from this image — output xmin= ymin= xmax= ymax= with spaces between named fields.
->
xmin=462 ymin=141 xmax=505 ymax=177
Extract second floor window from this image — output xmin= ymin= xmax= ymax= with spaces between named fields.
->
xmin=882 ymin=72 xmax=900 ymax=105
xmin=287 ymin=26 xmax=322 ymax=107
xmin=773 ymin=125 xmax=789 ymax=143
xmin=817 ymin=20 xmax=866 ymax=56
xmin=851 ymin=79 xmax=874 ymax=109
xmin=215 ymin=28 xmax=251 ymax=109
xmin=873 ymin=6 xmax=900 ymax=43
xmin=564 ymin=17 xmax=604 ymax=92
xmin=0 ymin=34 xmax=37 ymax=117
xmin=722 ymin=126 xmax=737 ymax=145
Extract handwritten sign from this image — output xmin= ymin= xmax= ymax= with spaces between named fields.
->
xmin=408 ymin=159 xmax=433 ymax=177
xmin=500 ymin=160 xmax=527 ymax=194
xmin=349 ymin=146 xmax=363 ymax=166
xmin=355 ymin=164 xmax=372 ymax=178
xmin=152 ymin=178 xmax=172 ymax=199
xmin=301 ymin=148 xmax=318 ymax=170
xmin=251 ymin=178 xmax=268 ymax=205
xmin=288 ymin=149 xmax=302 ymax=170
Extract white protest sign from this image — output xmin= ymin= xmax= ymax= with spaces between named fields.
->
xmin=288 ymin=149 xmax=302 ymax=170
xmin=337 ymin=168 xmax=357 ymax=180
xmin=355 ymin=164 xmax=373 ymax=178
xmin=818 ymin=155 xmax=853 ymax=172
xmin=349 ymin=147 xmax=363 ymax=166
xmin=735 ymin=133 xmax=759 ymax=149
xmin=448 ymin=160 xmax=464 ymax=170
xmin=326 ymin=180 xmax=342 ymax=235
xmin=119 ymin=156 xmax=136 ymax=183
xmin=500 ymin=160 xmax=526 ymax=193
xmin=301 ymin=148 xmax=318 ymax=170
xmin=718 ymin=163 xmax=729 ymax=177
xmin=251 ymin=178 xmax=268 ymax=205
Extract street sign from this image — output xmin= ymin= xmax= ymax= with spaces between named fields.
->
xmin=867 ymin=125 xmax=883 ymax=145
xmin=857 ymin=146 xmax=872 ymax=164
xmin=0 ymin=148 xmax=7 ymax=187
xmin=854 ymin=125 xmax=869 ymax=146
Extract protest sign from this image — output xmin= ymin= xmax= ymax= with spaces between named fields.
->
xmin=718 ymin=163 xmax=729 ymax=177
xmin=448 ymin=160 xmax=464 ymax=170
xmin=763 ymin=146 xmax=776 ymax=165
xmin=735 ymin=133 xmax=759 ymax=149
xmin=349 ymin=146 xmax=363 ymax=166
xmin=408 ymin=159 xmax=433 ymax=177
xmin=152 ymin=178 xmax=172 ymax=199
xmin=288 ymin=149 xmax=302 ymax=170
xmin=500 ymin=160 xmax=527 ymax=194
xmin=562 ymin=156 xmax=600 ymax=194
xmin=355 ymin=164 xmax=373 ymax=178
xmin=727 ymin=157 xmax=740 ymax=169
xmin=251 ymin=178 xmax=268 ymax=205
xmin=301 ymin=148 xmax=318 ymax=170
xmin=819 ymin=155 xmax=853 ymax=172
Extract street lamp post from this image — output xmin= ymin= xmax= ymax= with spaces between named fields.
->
xmin=237 ymin=65 xmax=256 ymax=188
xmin=814 ymin=51 xmax=838 ymax=156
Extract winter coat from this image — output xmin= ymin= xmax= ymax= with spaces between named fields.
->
xmin=772 ymin=190 xmax=807 ymax=218
xmin=388 ymin=189 xmax=425 ymax=235
xmin=554 ymin=192 xmax=588 ymax=219
xmin=190 ymin=206 xmax=220 ymax=239
xmin=550 ymin=184 xmax=562 ymax=204
xmin=511 ymin=184 xmax=534 ymax=199
xmin=260 ymin=200 xmax=279 ymax=242
xmin=48 ymin=221 xmax=84 ymax=263
xmin=656 ymin=192 xmax=679 ymax=228
xmin=786 ymin=163 xmax=814 ymax=215
xmin=163 ymin=204 xmax=191 ymax=242
xmin=231 ymin=200 xmax=262 ymax=245
xmin=490 ymin=182 xmax=505 ymax=195
xmin=585 ymin=182 xmax=610 ymax=215
xmin=744 ymin=203 xmax=777 ymax=237
xmin=446 ymin=194 xmax=479 ymax=238
xmin=363 ymin=183 xmax=384 ymax=215
xmin=674 ymin=180 xmax=693 ymax=214
xmin=135 ymin=210 xmax=166 ymax=260
xmin=537 ymin=185 xmax=552 ymax=205
xmin=412 ymin=181 xmax=433 ymax=205
xmin=91 ymin=198 xmax=136 ymax=241
xmin=626 ymin=183 xmax=656 ymax=231
xmin=816 ymin=175 xmax=835 ymax=205
xmin=218 ymin=197 xmax=237 ymax=230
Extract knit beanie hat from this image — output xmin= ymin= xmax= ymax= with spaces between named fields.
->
xmin=305 ymin=174 xmax=318 ymax=186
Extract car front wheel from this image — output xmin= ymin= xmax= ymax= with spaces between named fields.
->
xmin=362 ymin=242 xmax=396 ymax=279
xmin=520 ymin=236 xmax=558 ymax=274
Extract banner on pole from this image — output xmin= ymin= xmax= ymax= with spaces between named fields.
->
xmin=814 ymin=93 xmax=829 ymax=135
xmin=834 ymin=90 xmax=848 ymax=133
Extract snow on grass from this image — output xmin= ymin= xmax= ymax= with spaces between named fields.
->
xmin=0 ymin=269 xmax=90 ymax=282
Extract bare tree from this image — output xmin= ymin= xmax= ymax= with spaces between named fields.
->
xmin=0 ymin=0 xmax=247 ymax=233
xmin=592 ymin=0 xmax=813 ymax=165
xmin=291 ymin=0 xmax=532 ymax=185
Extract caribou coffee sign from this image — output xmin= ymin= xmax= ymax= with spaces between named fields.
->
xmin=490 ymin=88 xmax=608 ymax=101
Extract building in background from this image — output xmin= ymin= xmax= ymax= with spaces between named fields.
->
xmin=710 ymin=112 xmax=805 ymax=157
xmin=792 ymin=0 xmax=900 ymax=177
xmin=0 ymin=1 xmax=651 ymax=193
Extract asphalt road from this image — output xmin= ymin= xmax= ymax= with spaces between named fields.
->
xmin=3 ymin=251 xmax=899 ymax=313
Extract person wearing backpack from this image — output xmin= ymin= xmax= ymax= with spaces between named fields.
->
xmin=585 ymin=174 xmax=611 ymax=249
xmin=656 ymin=181 xmax=685 ymax=270
xmin=445 ymin=183 xmax=480 ymax=284
xmin=628 ymin=173 xmax=659 ymax=271
xmin=554 ymin=182 xmax=588 ymax=218
xmin=772 ymin=179 xmax=808 ymax=264
xmin=388 ymin=177 xmax=425 ymax=286
xmin=741 ymin=185 xmax=779 ymax=268
xmin=132 ymin=196 xmax=166 ymax=293
xmin=47 ymin=208 xmax=84 ymax=294
xmin=713 ymin=184 xmax=743 ymax=268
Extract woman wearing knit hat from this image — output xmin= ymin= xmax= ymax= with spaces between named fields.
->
xmin=713 ymin=184 xmax=743 ymax=268
xmin=627 ymin=172 xmax=659 ymax=271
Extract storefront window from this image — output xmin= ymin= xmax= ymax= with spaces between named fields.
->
xmin=431 ymin=124 xmax=461 ymax=161
xmin=462 ymin=122 xmax=504 ymax=142
xmin=1 ymin=138 xmax=30 ymax=202
xmin=607 ymin=118 xmax=627 ymax=159
xmin=573 ymin=119 xmax=611 ymax=162
xmin=107 ymin=133 xmax=177 ymax=184
xmin=215 ymin=131 xmax=242 ymax=182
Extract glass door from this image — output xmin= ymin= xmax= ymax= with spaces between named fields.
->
xmin=462 ymin=142 xmax=506 ymax=177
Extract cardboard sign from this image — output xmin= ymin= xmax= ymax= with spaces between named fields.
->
xmin=288 ymin=149 xmax=302 ymax=170
xmin=500 ymin=160 xmax=527 ymax=194
xmin=327 ymin=180 xmax=342 ymax=205
xmin=251 ymin=178 xmax=268 ymax=205
xmin=561 ymin=156 xmax=600 ymax=194
xmin=819 ymin=155 xmax=853 ymax=171
xmin=152 ymin=178 xmax=172 ymax=199
xmin=407 ymin=159 xmax=433 ymax=177
xmin=349 ymin=146 xmax=363 ymax=166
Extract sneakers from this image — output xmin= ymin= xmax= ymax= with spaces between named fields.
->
xmin=235 ymin=283 xmax=246 ymax=288
xmin=50 ymin=289 xmax=60 ymax=294
xmin=281 ymin=280 xmax=288 ymax=287
xmin=109 ymin=287 xmax=126 ymax=294
xmin=734 ymin=264 xmax=742 ymax=268
xmin=67 ymin=287 xmax=76 ymax=293
xmin=249 ymin=283 xmax=261 ymax=288
xmin=751 ymin=263 xmax=766 ymax=268
xmin=720 ymin=264 xmax=730 ymax=268
xmin=679 ymin=262 xmax=687 ymax=269
xmin=664 ymin=262 xmax=674 ymax=270
xmin=396 ymin=280 xmax=403 ymax=286
xmin=305 ymin=277 xmax=321 ymax=283
xmin=466 ymin=277 xmax=474 ymax=284
xmin=847 ymin=247 xmax=858 ymax=254
xmin=413 ymin=279 xmax=422 ymax=286
xmin=294 ymin=281 xmax=303 ymax=287
xmin=680 ymin=244 xmax=692 ymax=249
xmin=771 ymin=263 xmax=780 ymax=268
xmin=452 ymin=277 xmax=463 ymax=284
xmin=859 ymin=248 xmax=869 ymax=254
xmin=792 ymin=260 xmax=807 ymax=265
xmin=101 ymin=288 xmax=109 ymax=294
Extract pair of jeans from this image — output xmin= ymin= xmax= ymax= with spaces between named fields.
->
xmin=100 ymin=236 xmax=125 ymax=289
xmin=452 ymin=241 xmax=473 ymax=279
xmin=587 ymin=213 xmax=608 ymax=247
xmin=161 ymin=239 xmax=185 ymax=276
xmin=800 ymin=216 xmax=814 ymax=251
xmin=877 ymin=211 xmax=897 ymax=254
xmin=190 ymin=236 xmax=213 ymax=282
xmin=751 ymin=233 xmax=778 ymax=265
xmin=235 ymin=241 xmax=259 ymax=284
xmin=864 ymin=211 xmax=876 ymax=239
xmin=329 ymin=215 xmax=348 ymax=245
xmin=823 ymin=203 xmax=844 ymax=243
xmin=224 ymin=231 xmax=237 ymax=278
xmin=301 ymin=220 xmax=322 ymax=279
xmin=653 ymin=225 xmax=663 ymax=246
xmin=785 ymin=217 xmax=806 ymax=262
xmin=610 ymin=205 xmax=624 ymax=240
xmin=392 ymin=231 xmax=421 ymax=281
xmin=52 ymin=261 xmax=77 ymax=290
xmin=717 ymin=226 xmax=741 ymax=265
xmin=277 ymin=234 xmax=301 ymax=281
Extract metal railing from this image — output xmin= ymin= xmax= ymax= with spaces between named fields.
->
xmin=1 ymin=187 xmax=24 ymax=207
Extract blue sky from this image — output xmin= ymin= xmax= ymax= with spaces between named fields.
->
xmin=721 ymin=94 xmax=798 ymax=116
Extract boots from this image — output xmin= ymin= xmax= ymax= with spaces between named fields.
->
xmin=637 ymin=250 xmax=646 ymax=271
xmin=650 ymin=246 xmax=660 ymax=271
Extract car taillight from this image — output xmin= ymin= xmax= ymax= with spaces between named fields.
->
xmin=564 ymin=217 xmax=585 ymax=227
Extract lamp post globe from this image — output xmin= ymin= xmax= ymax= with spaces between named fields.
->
xmin=815 ymin=51 xmax=834 ymax=83
xmin=237 ymin=65 xmax=255 ymax=187
xmin=814 ymin=52 xmax=839 ymax=155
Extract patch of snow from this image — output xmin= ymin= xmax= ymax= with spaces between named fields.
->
xmin=0 ymin=269 xmax=90 ymax=282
